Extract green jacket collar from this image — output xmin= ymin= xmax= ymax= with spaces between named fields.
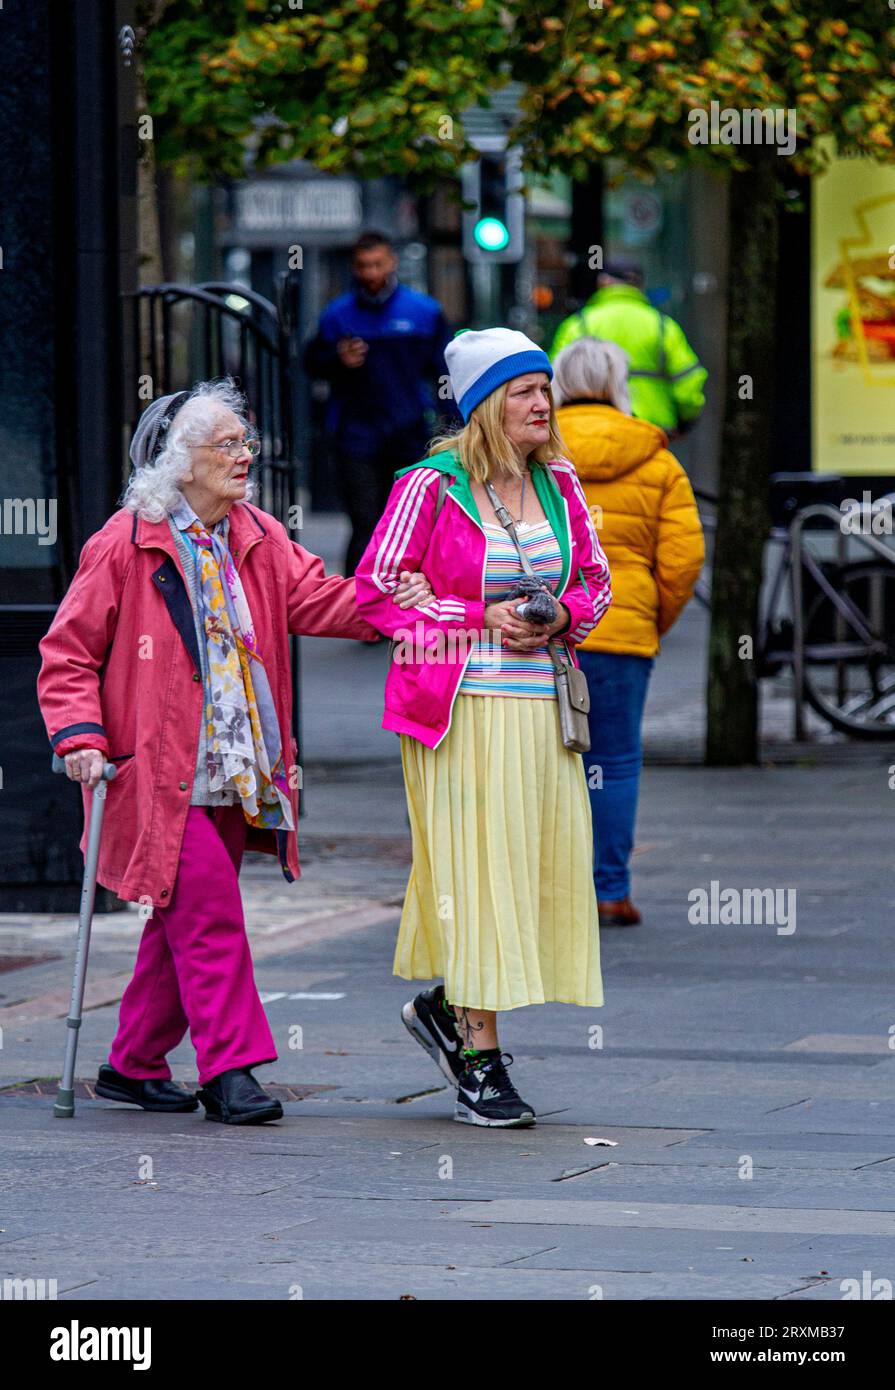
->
xmin=585 ymin=284 xmax=651 ymax=311
xmin=396 ymin=449 xmax=572 ymax=595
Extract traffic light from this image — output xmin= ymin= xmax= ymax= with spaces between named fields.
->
xmin=461 ymin=142 xmax=524 ymax=264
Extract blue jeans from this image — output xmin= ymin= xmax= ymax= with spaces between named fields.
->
xmin=577 ymin=650 xmax=654 ymax=901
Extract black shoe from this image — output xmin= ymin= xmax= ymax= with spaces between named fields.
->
xmin=94 ymin=1064 xmax=199 ymax=1112
xmin=197 ymin=1068 xmax=283 ymax=1125
xmin=454 ymin=1052 xmax=536 ymax=1128
xmin=401 ymin=984 xmax=464 ymax=1088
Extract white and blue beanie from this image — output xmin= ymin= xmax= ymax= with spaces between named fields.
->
xmin=445 ymin=327 xmax=553 ymax=423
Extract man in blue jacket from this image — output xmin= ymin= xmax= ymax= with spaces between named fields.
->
xmin=304 ymin=230 xmax=459 ymax=574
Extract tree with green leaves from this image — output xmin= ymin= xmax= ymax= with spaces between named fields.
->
xmin=142 ymin=0 xmax=895 ymax=763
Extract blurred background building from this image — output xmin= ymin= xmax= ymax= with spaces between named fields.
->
xmin=3 ymin=16 xmax=888 ymax=909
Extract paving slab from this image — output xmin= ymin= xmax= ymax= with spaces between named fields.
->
xmin=3 ymin=574 xmax=895 ymax=1299
xmin=448 ymin=1199 xmax=895 ymax=1237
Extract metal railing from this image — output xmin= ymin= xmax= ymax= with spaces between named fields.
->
xmin=127 ymin=279 xmax=300 ymax=522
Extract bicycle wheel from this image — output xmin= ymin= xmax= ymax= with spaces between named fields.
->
xmin=802 ymin=561 xmax=895 ymax=737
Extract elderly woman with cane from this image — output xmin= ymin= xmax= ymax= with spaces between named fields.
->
xmin=355 ymin=328 xmax=612 ymax=1127
xmin=37 ymin=379 xmax=429 ymax=1125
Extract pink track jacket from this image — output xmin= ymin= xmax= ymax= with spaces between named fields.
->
xmin=354 ymin=449 xmax=611 ymax=747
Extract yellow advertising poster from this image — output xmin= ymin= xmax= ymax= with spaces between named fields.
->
xmin=812 ymin=150 xmax=895 ymax=474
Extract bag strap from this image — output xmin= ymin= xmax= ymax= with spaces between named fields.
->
xmin=482 ymin=479 xmax=570 ymax=677
xmin=482 ymin=480 xmax=540 ymax=582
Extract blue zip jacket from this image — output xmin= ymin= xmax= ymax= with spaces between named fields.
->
xmin=303 ymin=281 xmax=460 ymax=453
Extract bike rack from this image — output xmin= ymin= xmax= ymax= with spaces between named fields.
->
xmin=790 ymin=501 xmax=895 ymax=740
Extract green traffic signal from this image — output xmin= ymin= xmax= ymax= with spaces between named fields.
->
xmin=473 ymin=216 xmax=510 ymax=253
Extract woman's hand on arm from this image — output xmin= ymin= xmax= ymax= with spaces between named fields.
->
xmin=393 ymin=570 xmax=433 ymax=610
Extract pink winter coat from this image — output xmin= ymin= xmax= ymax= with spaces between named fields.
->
xmin=37 ymin=502 xmax=379 ymax=906
xmin=354 ymin=450 xmax=611 ymax=747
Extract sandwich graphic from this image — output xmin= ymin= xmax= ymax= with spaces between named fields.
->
xmin=824 ymin=192 xmax=895 ymax=378
xmin=827 ymin=252 xmax=895 ymax=362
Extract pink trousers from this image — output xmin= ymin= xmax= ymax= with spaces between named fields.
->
xmin=109 ymin=805 xmax=276 ymax=1086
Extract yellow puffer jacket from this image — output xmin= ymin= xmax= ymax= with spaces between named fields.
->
xmin=556 ymin=403 xmax=705 ymax=657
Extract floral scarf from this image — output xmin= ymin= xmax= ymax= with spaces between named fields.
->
xmin=176 ymin=503 xmax=294 ymax=833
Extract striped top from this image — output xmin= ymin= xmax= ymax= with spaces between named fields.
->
xmin=458 ymin=519 xmax=561 ymax=699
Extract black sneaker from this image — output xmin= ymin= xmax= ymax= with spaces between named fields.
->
xmin=454 ymin=1052 xmax=536 ymax=1128
xmin=401 ymin=984 xmax=465 ymax=1088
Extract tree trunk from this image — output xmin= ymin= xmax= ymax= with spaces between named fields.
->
xmin=705 ymin=155 xmax=779 ymax=765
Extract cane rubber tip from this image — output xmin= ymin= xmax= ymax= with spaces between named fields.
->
xmin=54 ymin=1089 xmax=75 ymax=1118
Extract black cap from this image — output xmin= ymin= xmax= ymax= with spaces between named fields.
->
xmin=601 ymin=257 xmax=644 ymax=287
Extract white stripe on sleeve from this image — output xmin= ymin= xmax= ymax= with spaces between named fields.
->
xmin=372 ymin=468 xmax=440 ymax=594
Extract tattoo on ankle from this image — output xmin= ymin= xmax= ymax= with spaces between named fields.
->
xmin=455 ymin=1008 xmax=485 ymax=1049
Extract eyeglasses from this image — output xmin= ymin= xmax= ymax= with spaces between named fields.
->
xmin=195 ymin=435 xmax=261 ymax=458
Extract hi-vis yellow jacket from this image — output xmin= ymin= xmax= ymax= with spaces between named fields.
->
xmin=550 ymin=285 xmax=707 ymax=433
xmin=556 ymin=403 xmax=705 ymax=657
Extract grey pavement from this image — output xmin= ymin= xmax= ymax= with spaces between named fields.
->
xmin=0 ymin=512 xmax=893 ymax=1301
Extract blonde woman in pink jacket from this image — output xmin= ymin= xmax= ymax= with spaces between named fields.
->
xmin=355 ymin=328 xmax=611 ymax=1127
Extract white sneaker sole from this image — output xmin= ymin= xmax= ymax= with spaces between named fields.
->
xmin=454 ymin=1102 xmax=536 ymax=1128
xmin=400 ymin=1000 xmax=461 ymax=1090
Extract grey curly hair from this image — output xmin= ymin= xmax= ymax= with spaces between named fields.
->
xmin=122 ymin=378 xmax=255 ymax=522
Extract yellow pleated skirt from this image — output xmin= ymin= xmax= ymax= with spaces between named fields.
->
xmin=396 ymin=693 xmax=603 ymax=1012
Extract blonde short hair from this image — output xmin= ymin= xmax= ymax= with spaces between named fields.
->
xmin=427 ymin=377 xmax=569 ymax=483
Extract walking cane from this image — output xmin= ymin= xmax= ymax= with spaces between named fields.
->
xmin=51 ymin=753 xmax=117 ymax=1118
